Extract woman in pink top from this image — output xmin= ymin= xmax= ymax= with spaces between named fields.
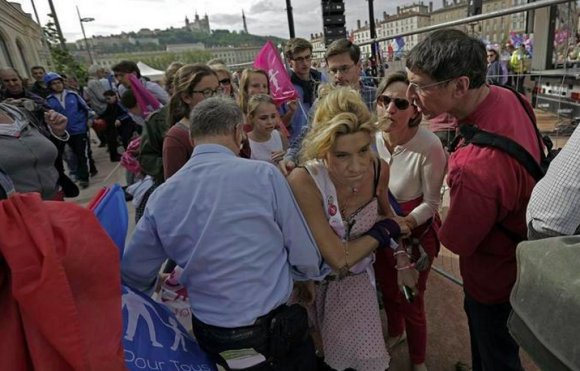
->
xmin=163 ymin=64 xmax=221 ymax=179
xmin=373 ymin=71 xmax=447 ymax=371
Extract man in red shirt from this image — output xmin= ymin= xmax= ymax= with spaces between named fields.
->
xmin=405 ymin=29 xmax=540 ymax=370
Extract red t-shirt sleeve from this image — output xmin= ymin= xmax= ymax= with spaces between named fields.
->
xmin=439 ymin=161 xmax=500 ymax=256
xmin=162 ymin=131 xmax=190 ymax=180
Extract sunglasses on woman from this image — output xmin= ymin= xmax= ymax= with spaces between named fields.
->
xmin=377 ymin=95 xmax=410 ymax=110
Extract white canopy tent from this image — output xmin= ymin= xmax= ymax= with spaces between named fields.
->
xmin=136 ymin=61 xmax=164 ymax=82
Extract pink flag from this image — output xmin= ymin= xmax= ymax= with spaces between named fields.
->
xmin=128 ymin=74 xmax=161 ymax=117
xmin=253 ymin=41 xmax=298 ymax=106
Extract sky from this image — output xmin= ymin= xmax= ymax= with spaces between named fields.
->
xmin=15 ymin=0 xmax=428 ymax=42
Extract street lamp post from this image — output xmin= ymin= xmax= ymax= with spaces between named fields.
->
xmin=367 ymin=0 xmax=381 ymax=78
xmin=76 ymin=6 xmax=95 ymax=64
xmin=285 ymin=0 xmax=296 ymax=38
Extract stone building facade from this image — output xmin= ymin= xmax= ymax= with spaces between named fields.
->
xmin=0 ymin=0 xmax=49 ymax=78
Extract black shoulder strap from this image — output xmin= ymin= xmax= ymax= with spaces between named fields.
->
xmin=459 ymin=124 xmax=544 ymax=182
xmin=373 ymin=159 xmax=381 ymax=192
xmin=501 ymin=85 xmax=549 ymax=167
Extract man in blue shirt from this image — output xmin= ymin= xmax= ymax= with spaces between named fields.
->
xmin=122 ymin=96 xmax=326 ymax=370
xmin=278 ymin=39 xmax=377 ymax=175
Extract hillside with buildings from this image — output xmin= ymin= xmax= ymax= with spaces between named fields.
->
xmin=68 ymin=11 xmax=286 ymax=70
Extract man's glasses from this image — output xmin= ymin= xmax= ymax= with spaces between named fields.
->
xmin=377 ymin=95 xmax=410 ymax=110
xmin=408 ymin=78 xmax=454 ymax=94
xmin=219 ymin=78 xmax=231 ymax=86
xmin=292 ymin=54 xmax=312 ymax=63
xmin=328 ymin=64 xmax=355 ymax=76
xmin=192 ymin=86 xmax=224 ymax=98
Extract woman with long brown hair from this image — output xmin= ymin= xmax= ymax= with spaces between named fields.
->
xmin=163 ymin=64 xmax=221 ymax=179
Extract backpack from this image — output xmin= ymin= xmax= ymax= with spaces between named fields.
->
xmin=449 ymin=86 xmax=559 ymax=182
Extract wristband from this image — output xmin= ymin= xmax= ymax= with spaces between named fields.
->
xmin=393 ymin=250 xmax=410 ymax=258
xmin=365 ymin=218 xmax=401 ymax=249
xmin=395 ymin=263 xmax=416 ymax=271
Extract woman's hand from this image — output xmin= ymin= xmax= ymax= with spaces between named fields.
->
xmin=293 ymin=281 xmax=315 ymax=305
xmin=44 ymin=110 xmax=67 ymax=136
xmin=271 ymin=150 xmax=286 ymax=164
xmin=397 ymin=267 xmax=419 ymax=295
xmin=394 ymin=215 xmax=418 ymax=238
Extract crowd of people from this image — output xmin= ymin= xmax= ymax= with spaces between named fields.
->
xmin=1 ymin=28 xmax=579 ymax=371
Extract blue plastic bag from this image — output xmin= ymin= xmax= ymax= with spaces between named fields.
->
xmin=122 ymin=285 xmax=217 ymax=371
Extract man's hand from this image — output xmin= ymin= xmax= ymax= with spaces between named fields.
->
xmin=44 ymin=110 xmax=67 ymax=136
xmin=287 ymin=99 xmax=298 ymax=113
xmin=278 ymin=159 xmax=296 ymax=176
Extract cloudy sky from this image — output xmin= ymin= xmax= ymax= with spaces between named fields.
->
xmin=15 ymin=0 xmax=436 ymax=42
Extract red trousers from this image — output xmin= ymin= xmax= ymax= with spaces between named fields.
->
xmin=374 ymin=222 xmax=439 ymax=365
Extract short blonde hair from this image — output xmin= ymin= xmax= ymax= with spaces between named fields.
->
xmin=300 ymin=87 xmax=376 ymax=163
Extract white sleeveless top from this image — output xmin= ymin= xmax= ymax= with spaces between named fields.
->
xmin=304 ymin=160 xmax=376 ymax=279
xmin=249 ymin=130 xmax=283 ymax=164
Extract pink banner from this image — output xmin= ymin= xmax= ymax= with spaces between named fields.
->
xmin=253 ymin=41 xmax=298 ymax=106
xmin=128 ymin=74 xmax=161 ymax=118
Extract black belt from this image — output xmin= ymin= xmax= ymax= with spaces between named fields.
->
xmin=191 ymin=305 xmax=285 ymax=343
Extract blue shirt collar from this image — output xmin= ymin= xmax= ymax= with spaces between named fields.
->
xmin=192 ymin=143 xmax=237 ymax=157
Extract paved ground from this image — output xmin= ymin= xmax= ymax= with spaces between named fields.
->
xmin=77 ymin=137 xmax=542 ymax=371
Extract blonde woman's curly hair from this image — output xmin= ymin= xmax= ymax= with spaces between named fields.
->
xmin=299 ymin=86 xmax=377 ymax=163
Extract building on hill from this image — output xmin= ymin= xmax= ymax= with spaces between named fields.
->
xmin=166 ymin=43 xmax=205 ymax=52
xmin=185 ymin=12 xmax=210 ymax=34
xmin=0 ymin=0 xmax=49 ymax=77
xmin=208 ymin=46 xmax=261 ymax=65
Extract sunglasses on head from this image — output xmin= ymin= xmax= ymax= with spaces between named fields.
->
xmin=219 ymin=78 xmax=231 ymax=85
xmin=377 ymin=95 xmax=410 ymax=110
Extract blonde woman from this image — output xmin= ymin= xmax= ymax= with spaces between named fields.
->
xmin=288 ymin=87 xmax=417 ymax=371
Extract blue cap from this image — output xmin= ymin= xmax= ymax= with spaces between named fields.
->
xmin=44 ymin=72 xmax=63 ymax=86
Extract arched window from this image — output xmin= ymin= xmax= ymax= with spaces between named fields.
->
xmin=0 ymin=32 xmax=14 ymax=67
xmin=16 ymin=40 xmax=30 ymax=73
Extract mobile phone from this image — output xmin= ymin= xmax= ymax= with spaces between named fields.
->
xmin=403 ymin=285 xmax=415 ymax=303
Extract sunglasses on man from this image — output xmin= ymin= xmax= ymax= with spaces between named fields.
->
xmin=376 ymin=95 xmax=411 ymax=110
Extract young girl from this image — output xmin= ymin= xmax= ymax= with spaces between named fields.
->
xmin=246 ymin=94 xmax=288 ymax=164
xmin=238 ymin=68 xmax=290 ymax=139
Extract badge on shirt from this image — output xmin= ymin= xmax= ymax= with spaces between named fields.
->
xmin=327 ymin=195 xmax=337 ymax=216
